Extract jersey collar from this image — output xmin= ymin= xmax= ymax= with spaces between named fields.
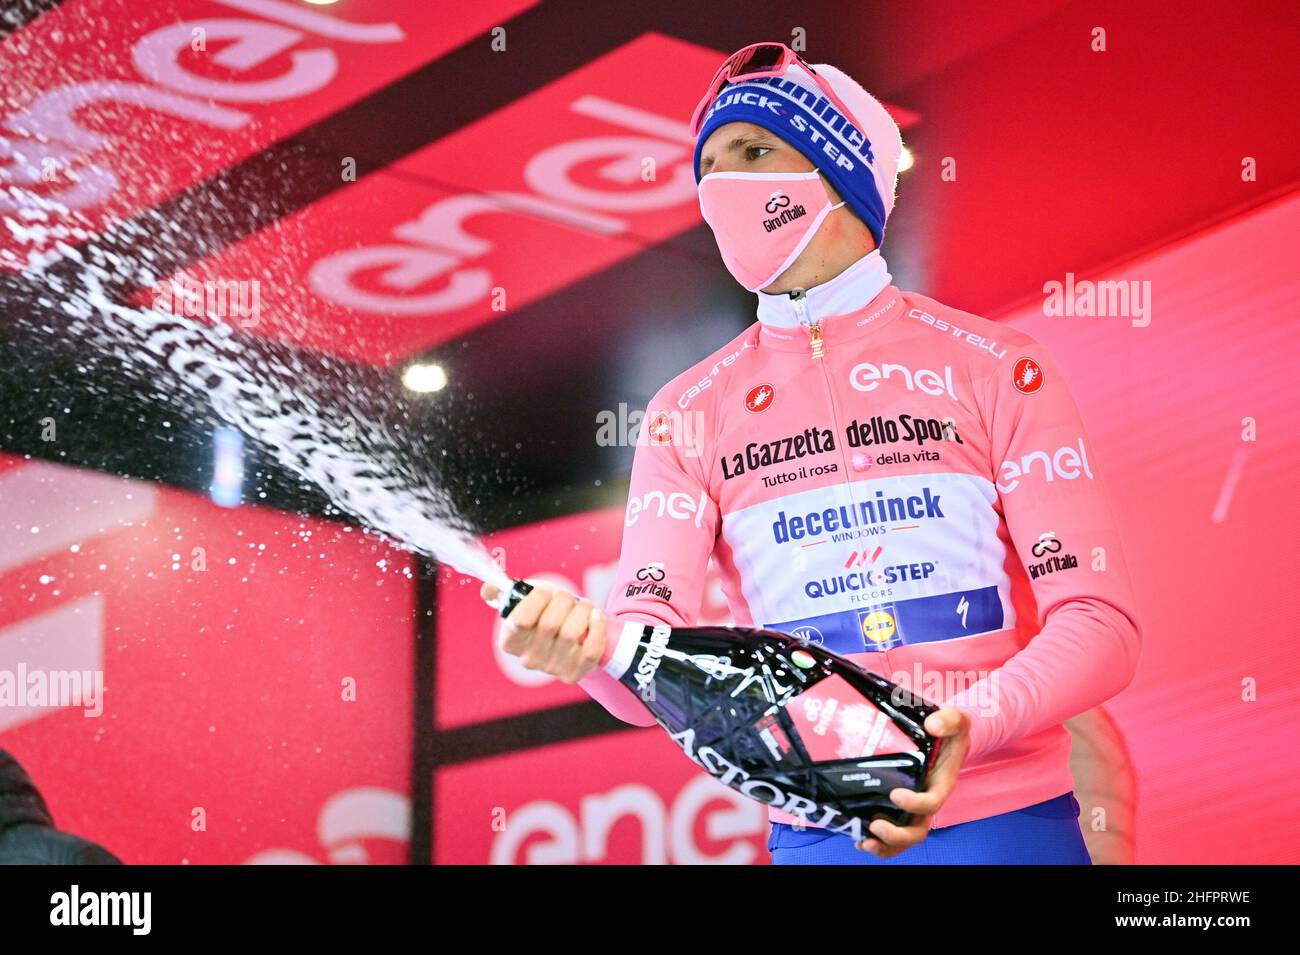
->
xmin=754 ymin=250 xmax=904 ymax=351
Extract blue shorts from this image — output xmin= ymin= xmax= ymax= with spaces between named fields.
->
xmin=767 ymin=792 xmax=1093 ymax=865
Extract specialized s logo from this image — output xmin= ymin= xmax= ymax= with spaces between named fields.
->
xmin=745 ymin=384 xmax=775 ymax=413
xmin=1012 ymin=357 xmax=1045 ymax=395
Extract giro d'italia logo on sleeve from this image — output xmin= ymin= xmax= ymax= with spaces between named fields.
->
xmin=745 ymin=384 xmax=775 ymax=413
xmin=1012 ymin=357 xmax=1045 ymax=395
xmin=636 ymin=562 xmax=666 ymax=582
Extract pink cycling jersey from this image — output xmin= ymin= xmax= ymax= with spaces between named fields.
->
xmin=580 ymin=249 xmax=1141 ymax=830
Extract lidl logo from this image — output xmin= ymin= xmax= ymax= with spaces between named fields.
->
xmin=858 ymin=608 xmax=899 ymax=648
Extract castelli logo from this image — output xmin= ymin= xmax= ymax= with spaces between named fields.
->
xmin=647 ymin=410 xmax=673 ymax=444
xmin=1012 ymin=357 xmax=1045 ymax=395
xmin=745 ymin=384 xmax=775 ymax=413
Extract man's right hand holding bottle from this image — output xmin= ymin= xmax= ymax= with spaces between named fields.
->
xmin=481 ymin=581 xmax=608 ymax=684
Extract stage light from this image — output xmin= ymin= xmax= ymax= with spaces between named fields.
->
xmin=898 ymin=145 xmax=915 ymax=173
xmin=303 ymin=1 xmax=340 ymax=6
xmin=402 ymin=363 xmax=448 ymax=393
xmin=210 ymin=426 xmax=245 ymax=508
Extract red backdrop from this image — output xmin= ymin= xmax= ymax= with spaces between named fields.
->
xmin=0 ymin=453 xmax=415 ymax=864
xmin=1 ymin=1 xmax=1296 ymax=866
xmin=988 ymin=190 xmax=1300 ymax=865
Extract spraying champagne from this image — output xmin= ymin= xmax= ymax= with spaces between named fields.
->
xmin=487 ymin=579 xmax=941 ymax=842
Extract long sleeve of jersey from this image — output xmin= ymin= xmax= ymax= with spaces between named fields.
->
xmin=944 ymin=343 xmax=1142 ymax=759
xmin=579 ymin=401 xmax=720 ymax=727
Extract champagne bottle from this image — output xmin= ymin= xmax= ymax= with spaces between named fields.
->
xmin=489 ymin=580 xmax=941 ymax=842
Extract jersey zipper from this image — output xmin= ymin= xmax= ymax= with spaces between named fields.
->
xmin=790 ymin=285 xmax=893 ymax=667
xmin=790 ymin=287 xmax=823 ymax=359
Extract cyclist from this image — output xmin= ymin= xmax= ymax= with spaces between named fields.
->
xmin=484 ymin=43 xmax=1140 ymax=864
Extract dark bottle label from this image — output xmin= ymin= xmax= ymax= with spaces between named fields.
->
xmin=607 ymin=623 xmax=939 ymax=841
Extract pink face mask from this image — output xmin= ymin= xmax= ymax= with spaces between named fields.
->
xmin=698 ymin=170 xmax=845 ymax=292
